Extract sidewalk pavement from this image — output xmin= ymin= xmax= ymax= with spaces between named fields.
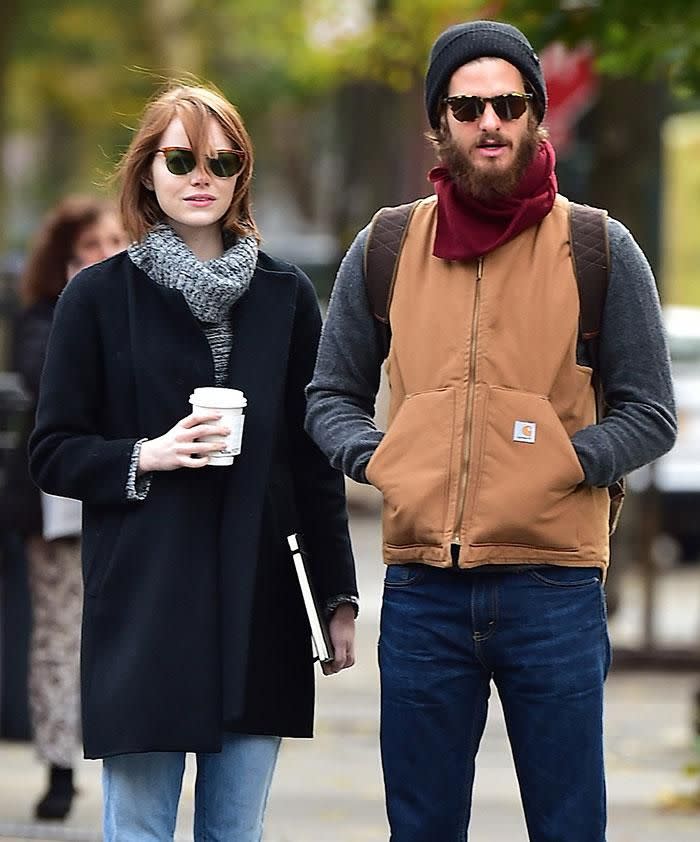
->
xmin=1 ymin=509 xmax=699 ymax=841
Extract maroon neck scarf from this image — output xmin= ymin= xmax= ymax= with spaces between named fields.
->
xmin=429 ymin=140 xmax=558 ymax=261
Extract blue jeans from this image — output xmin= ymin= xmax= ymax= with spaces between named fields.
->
xmin=379 ymin=564 xmax=611 ymax=842
xmin=102 ymin=733 xmax=281 ymax=842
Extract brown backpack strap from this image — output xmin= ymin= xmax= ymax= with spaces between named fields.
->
xmin=569 ymin=202 xmax=610 ymax=396
xmin=364 ymin=201 xmax=419 ymax=357
xmin=569 ymin=202 xmax=624 ymax=535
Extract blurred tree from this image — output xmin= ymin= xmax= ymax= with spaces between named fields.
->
xmin=2 ymin=0 xmax=699 ymax=257
xmin=501 ymin=0 xmax=700 ymax=96
xmin=4 ymin=0 xmax=161 ymax=243
xmin=145 ymin=0 xmax=203 ymax=75
xmin=282 ymin=1 xmax=700 ymax=96
xmin=499 ymin=3 xmax=695 ymax=273
xmin=291 ymin=1 xmax=698 ymax=257
xmin=0 ymin=0 xmax=21 ymax=249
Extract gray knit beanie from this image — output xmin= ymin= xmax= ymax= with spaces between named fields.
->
xmin=425 ymin=20 xmax=547 ymax=129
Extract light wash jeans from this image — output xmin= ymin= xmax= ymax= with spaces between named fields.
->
xmin=102 ymin=733 xmax=281 ymax=842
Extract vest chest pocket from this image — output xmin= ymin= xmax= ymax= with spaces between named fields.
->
xmin=366 ymin=387 xmax=456 ymax=548
xmin=468 ymin=386 xmax=585 ymax=552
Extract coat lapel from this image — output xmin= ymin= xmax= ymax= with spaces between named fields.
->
xmin=126 ymin=261 xmax=215 ymax=438
xmin=217 ymin=264 xmax=299 ymax=721
xmin=224 ymin=263 xmax=298 ymax=485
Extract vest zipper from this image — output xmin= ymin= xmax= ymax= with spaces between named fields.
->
xmin=451 ymin=256 xmax=484 ymax=560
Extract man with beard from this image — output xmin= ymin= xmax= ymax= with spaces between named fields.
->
xmin=305 ymin=20 xmax=676 ymax=842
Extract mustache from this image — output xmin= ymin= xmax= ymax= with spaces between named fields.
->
xmin=474 ymin=132 xmax=511 ymax=148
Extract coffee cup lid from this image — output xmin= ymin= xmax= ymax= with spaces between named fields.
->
xmin=189 ymin=387 xmax=247 ymax=409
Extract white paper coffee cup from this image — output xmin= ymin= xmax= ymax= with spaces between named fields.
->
xmin=189 ymin=387 xmax=247 ymax=466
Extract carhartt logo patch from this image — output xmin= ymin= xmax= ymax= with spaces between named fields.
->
xmin=513 ymin=421 xmax=537 ymax=443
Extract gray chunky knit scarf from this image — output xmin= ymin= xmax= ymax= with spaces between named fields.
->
xmin=128 ymin=223 xmax=258 ymax=323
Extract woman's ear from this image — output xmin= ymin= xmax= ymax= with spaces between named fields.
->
xmin=141 ymin=172 xmax=154 ymax=191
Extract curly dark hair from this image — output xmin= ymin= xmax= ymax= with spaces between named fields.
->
xmin=19 ymin=195 xmax=113 ymax=307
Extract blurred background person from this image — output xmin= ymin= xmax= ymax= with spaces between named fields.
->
xmin=4 ymin=196 xmax=126 ymax=820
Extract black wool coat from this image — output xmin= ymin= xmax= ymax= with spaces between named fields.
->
xmin=28 ymin=250 xmax=357 ymax=759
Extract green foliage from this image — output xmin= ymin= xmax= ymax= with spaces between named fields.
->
xmin=273 ymin=0 xmax=700 ymax=98
xmin=3 ymin=0 xmax=700 ymax=235
xmin=289 ymin=0 xmax=482 ymax=93
xmin=500 ymin=0 xmax=700 ymax=96
xmin=7 ymin=0 xmax=158 ymax=183
xmin=8 ymin=0 xmax=700 ymax=151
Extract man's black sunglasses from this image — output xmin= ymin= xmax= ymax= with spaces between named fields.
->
xmin=157 ymin=147 xmax=244 ymax=178
xmin=443 ymin=92 xmax=533 ymax=123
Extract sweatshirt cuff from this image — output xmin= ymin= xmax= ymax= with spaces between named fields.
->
xmin=126 ymin=438 xmax=153 ymax=501
xmin=325 ymin=594 xmax=359 ymax=619
xmin=571 ymin=429 xmax=616 ymax=488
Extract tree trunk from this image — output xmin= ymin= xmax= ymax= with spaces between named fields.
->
xmin=586 ymin=77 xmax=668 ymax=624
xmin=587 ymin=76 xmax=667 ymax=282
xmin=329 ymin=79 xmax=434 ymax=254
xmin=144 ymin=0 xmax=203 ymax=76
xmin=0 ymin=0 xmax=20 ymax=256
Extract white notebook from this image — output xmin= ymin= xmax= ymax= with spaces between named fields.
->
xmin=287 ymin=533 xmax=334 ymax=664
xmin=41 ymin=492 xmax=82 ymax=541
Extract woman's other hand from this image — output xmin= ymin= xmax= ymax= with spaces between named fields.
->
xmin=322 ymin=603 xmax=356 ymax=676
xmin=138 ymin=412 xmax=230 ymax=473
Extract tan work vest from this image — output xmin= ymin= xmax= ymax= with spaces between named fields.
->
xmin=365 ymin=194 xmax=611 ymax=572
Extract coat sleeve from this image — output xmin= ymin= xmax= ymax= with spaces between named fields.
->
xmin=28 ymin=272 xmax=141 ymax=505
xmin=285 ymin=269 xmax=358 ymax=605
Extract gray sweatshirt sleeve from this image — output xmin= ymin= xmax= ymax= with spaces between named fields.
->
xmin=305 ymin=226 xmax=384 ymax=483
xmin=570 ymin=218 xmax=677 ymax=486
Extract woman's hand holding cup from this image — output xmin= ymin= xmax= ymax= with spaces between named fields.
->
xmin=138 ymin=412 xmax=230 ymax=473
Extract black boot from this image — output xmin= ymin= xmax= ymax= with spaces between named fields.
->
xmin=35 ymin=765 xmax=75 ymax=820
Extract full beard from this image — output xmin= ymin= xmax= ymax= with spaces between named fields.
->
xmin=438 ymin=120 xmax=541 ymax=201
